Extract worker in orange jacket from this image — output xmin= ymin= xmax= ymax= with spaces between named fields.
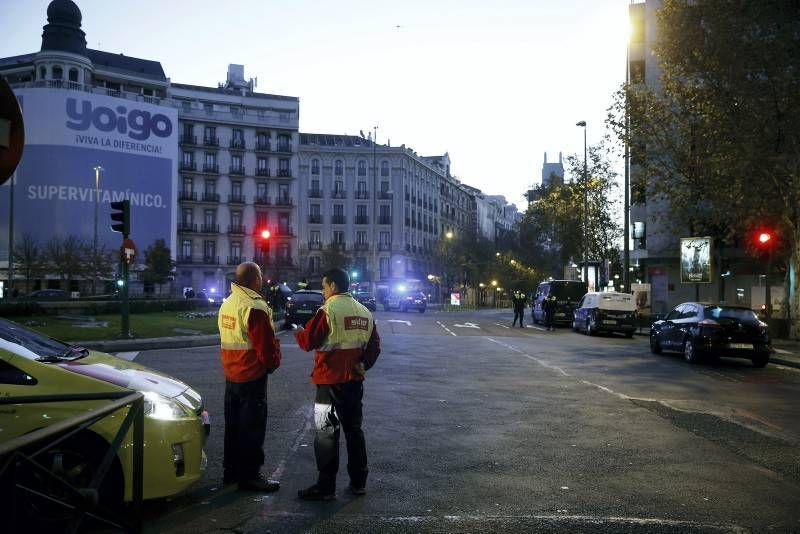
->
xmin=218 ymin=262 xmax=282 ymax=492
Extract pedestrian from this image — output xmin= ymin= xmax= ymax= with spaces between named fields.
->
xmin=544 ymin=295 xmax=557 ymax=331
xmin=294 ymin=267 xmax=381 ymax=500
xmin=217 ymin=262 xmax=282 ymax=492
xmin=512 ymin=291 xmax=526 ymax=328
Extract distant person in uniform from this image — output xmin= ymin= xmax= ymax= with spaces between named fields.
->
xmin=543 ymin=295 xmax=557 ymax=331
xmin=512 ymin=291 xmax=526 ymax=328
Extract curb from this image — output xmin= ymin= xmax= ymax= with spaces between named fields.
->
xmin=79 ymin=335 xmax=220 ymax=353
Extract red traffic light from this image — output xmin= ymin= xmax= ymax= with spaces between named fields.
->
xmin=260 ymin=229 xmax=271 ymax=239
xmin=757 ymin=232 xmax=772 ymax=244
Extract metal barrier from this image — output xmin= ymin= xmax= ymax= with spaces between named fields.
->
xmin=0 ymin=391 xmax=144 ymax=533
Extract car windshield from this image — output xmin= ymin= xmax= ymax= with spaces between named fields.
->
xmin=292 ymin=293 xmax=323 ymax=303
xmin=706 ymin=307 xmax=759 ymax=323
xmin=0 ymin=317 xmax=88 ymax=361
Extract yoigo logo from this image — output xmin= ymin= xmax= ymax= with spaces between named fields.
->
xmin=66 ymin=98 xmax=172 ymax=140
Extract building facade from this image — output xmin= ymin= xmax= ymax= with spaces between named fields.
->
xmin=541 ymin=152 xmax=564 ymax=188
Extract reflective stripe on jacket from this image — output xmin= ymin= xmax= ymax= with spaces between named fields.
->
xmin=313 ymin=293 xmax=373 ymax=384
xmin=218 ymin=283 xmax=277 ymax=382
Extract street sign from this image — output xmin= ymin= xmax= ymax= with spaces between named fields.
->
xmin=450 ymin=292 xmax=461 ymax=306
xmin=0 ymin=76 xmax=25 ymax=186
xmin=121 ymin=238 xmax=137 ymax=265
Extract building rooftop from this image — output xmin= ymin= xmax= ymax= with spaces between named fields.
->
xmin=300 ymin=133 xmax=381 ymax=148
xmin=171 ymin=82 xmax=298 ymax=102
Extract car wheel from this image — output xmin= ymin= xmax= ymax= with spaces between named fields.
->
xmin=586 ymin=316 xmax=596 ymax=336
xmin=650 ymin=333 xmax=662 ymax=354
xmin=683 ymin=337 xmax=699 ymax=364
xmin=572 ymin=320 xmax=578 ymax=332
xmin=751 ymin=353 xmax=769 ymax=368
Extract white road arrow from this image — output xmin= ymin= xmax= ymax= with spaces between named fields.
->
xmin=453 ymin=322 xmax=480 ymax=329
xmin=387 ymin=319 xmax=412 ymax=326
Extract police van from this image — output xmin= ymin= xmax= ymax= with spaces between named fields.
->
xmin=531 ymin=280 xmax=588 ymax=326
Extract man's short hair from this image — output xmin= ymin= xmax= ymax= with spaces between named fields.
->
xmin=322 ymin=267 xmax=349 ymax=293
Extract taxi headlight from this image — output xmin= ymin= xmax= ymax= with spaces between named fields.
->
xmin=143 ymin=391 xmax=188 ymax=420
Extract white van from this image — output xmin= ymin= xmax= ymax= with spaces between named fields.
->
xmin=572 ymin=291 xmax=638 ymax=337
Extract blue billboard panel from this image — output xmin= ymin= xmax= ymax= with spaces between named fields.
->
xmin=0 ymin=89 xmax=177 ymax=261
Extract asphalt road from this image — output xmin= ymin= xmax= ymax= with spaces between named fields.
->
xmin=134 ymin=308 xmax=800 ymax=533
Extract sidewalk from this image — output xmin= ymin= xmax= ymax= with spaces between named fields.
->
xmin=768 ymin=339 xmax=800 ymax=369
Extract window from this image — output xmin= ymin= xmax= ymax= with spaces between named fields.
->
xmin=310 ymin=204 xmax=321 ymax=216
xmin=278 ymin=243 xmax=290 ymax=260
xmin=356 ymin=231 xmax=367 ymax=245
xmin=358 ymin=161 xmax=367 ymax=177
xmin=309 ymin=256 xmax=322 ymax=273
xmin=203 ymin=103 xmax=213 ymax=114
xmin=357 ymin=205 xmax=367 ymax=218
xmin=278 ymin=183 xmax=289 ymax=202
xmin=381 ymin=161 xmax=389 ymax=177
xmin=278 ymin=213 xmax=290 ymax=231
xmin=333 ymin=204 xmax=344 ymax=217
xmin=231 ymin=155 xmax=243 ymax=172
xmin=257 ymin=157 xmax=268 ymax=173
xmin=204 ymin=179 xmax=216 ymax=195
xmin=311 ymin=159 xmax=320 ymax=175
xmin=182 ymin=100 xmax=191 ymax=112
xmin=334 ymin=180 xmax=344 ymax=194
xmin=381 ymin=181 xmax=389 ymax=193
xmin=52 ymin=65 xmax=63 ymax=80
xmin=232 ymin=128 xmax=244 ymax=145
xmin=256 ymin=212 xmax=268 ymax=228
xmin=230 ymin=210 xmax=242 ymax=227
xmin=310 ymin=230 xmax=321 ymax=244
xmin=257 ymin=182 xmax=267 ymax=199
xmin=357 ymin=181 xmax=367 ymax=194
xmin=181 ymin=240 xmax=192 ymax=258
xmin=68 ymin=68 xmax=78 ymax=82
xmin=0 ymin=360 xmax=37 ymax=386
xmin=257 ymin=132 xmax=269 ymax=149
xmin=279 ymin=158 xmax=290 ymax=172
xmin=335 ymin=160 xmax=343 ymax=176
xmin=205 ymin=152 xmax=216 ymax=166
xmin=182 ymin=177 xmax=193 ymax=193
xmin=182 ymin=208 xmax=193 ymax=224
xmin=204 ymin=209 xmax=216 ymax=226
xmin=204 ymin=126 xmax=216 ymax=142
xmin=380 ymin=231 xmax=390 ymax=245
xmin=379 ymin=257 xmax=390 ymax=278
xmin=311 ymin=179 xmax=320 ymax=192
xmin=183 ymin=123 xmax=194 ymax=137
xmin=182 ymin=152 xmax=194 ymax=165
xmin=333 ymin=231 xmax=345 ymax=244
xmin=203 ymin=240 xmax=216 ymax=258
xmin=231 ymin=241 xmax=242 ymax=259
xmin=380 ymin=205 xmax=391 ymax=218
xmin=39 ymin=66 xmax=46 ymax=80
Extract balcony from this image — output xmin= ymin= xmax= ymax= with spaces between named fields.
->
xmin=228 ymin=225 xmax=247 ymax=236
xmin=202 ymin=256 xmax=220 ymax=265
xmin=178 ymin=191 xmax=197 ymax=202
xmin=331 ymin=215 xmax=346 ymax=225
xmin=332 ymin=190 xmax=346 ymax=199
xmin=379 ymin=191 xmax=393 ymax=200
xmin=228 ymin=193 xmax=246 ymax=204
xmin=378 ymin=216 xmax=392 ymax=225
xmin=308 ymin=215 xmax=322 ymax=224
xmin=254 ymin=195 xmax=271 ymax=206
xmin=202 ymin=163 xmax=219 ymax=173
xmin=200 ymin=224 xmax=219 ymax=233
xmin=256 ymin=168 xmax=270 ymax=177
xmin=253 ymin=254 xmax=270 ymax=265
xmin=378 ymin=242 xmax=392 ymax=251
xmin=354 ymin=242 xmax=370 ymax=251
xmin=308 ymin=242 xmax=322 ymax=250
xmin=201 ymin=192 xmax=220 ymax=203
xmin=275 ymin=196 xmax=293 ymax=207
xmin=229 ymin=166 xmax=245 ymax=176
xmin=355 ymin=190 xmax=369 ymax=199
xmin=178 ymin=222 xmax=197 ymax=233
xmin=277 ymin=169 xmax=292 ymax=178
xmin=275 ymin=226 xmax=294 ymax=237
xmin=180 ymin=161 xmax=196 ymax=172
xmin=332 ymin=242 xmax=346 ymax=251
xmin=308 ymin=189 xmax=322 ymax=198
xmin=177 ymin=255 xmax=194 ymax=264
xmin=355 ymin=216 xmax=369 ymax=225
xmin=227 ymin=256 xmax=244 ymax=265
xmin=276 ymin=143 xmax=292 ymax=153
xmin=179 ymin=135 xmax=197 ymax=146
xmin=203 ymin=136 xmax=219 ymax=147
xmin=229 ymin=139 xmax=246 ymax=150
xmin=255 ymin=141 xmax=271 ymax=152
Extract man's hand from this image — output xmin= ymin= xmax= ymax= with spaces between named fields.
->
xmin=352 ymin=361 xmax=366 ymax=376
xmin=294 ymin=325 xmax=305 ymax=336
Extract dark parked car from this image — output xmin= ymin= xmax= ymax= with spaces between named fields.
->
xmin=353 ymin=290 xmax=376 ymax=311
xmin=383 ymin=290 xmax=427 ymax=313
xmin=650 ymin=302 xmax=771 ymax=367
xmin=23 ymin=289 xmax=70 ymax=300
xmin=572 ymin=291 xmax=637 ymax=337
xmin=284 ymin=290 xmax=324 ymax=328
xmin=532 ymin=280 xmax=587 ymax=326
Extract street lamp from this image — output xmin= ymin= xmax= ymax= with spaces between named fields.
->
xmin=92 ymin=165 xmax=103 ymax=295
xmin=576 ymin=121 xmax=588 ymax=287
xmin=445 ymin=231 xmax=453 ymax=240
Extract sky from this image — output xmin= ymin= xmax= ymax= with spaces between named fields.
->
xmin=2 ymin=0 xmax=631 ymax=208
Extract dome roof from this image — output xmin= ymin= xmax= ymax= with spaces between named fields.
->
xmin=46 ymin=0 xmax=82 ymax=26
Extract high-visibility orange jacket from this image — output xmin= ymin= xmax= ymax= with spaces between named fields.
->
xmin=295 ymin=292 xmax=380 ymax=385
xmin=218 ymin=283 xmax=281 ymax=382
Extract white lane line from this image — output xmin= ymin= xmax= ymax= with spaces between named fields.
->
xmin=495 ymin=323 xmax=510 ymax=329
xmin=114 ymin=351 xmax=139 ymax=361
xmin=527 ymin=324 xmax=546 ymax=331
xmin=774 ymin=348 xmax=791 ymax=354
xmin=436 ymin=321 xmax=457 ymax=336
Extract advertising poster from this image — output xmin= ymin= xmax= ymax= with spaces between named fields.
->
xmin=631 ymin=283 xmax=651 ymax=315
xmin=680 ymin=236 xmax=713 ymax=284
xmin=450 ymin=291 xmax=461 ymax=306
xmin=0 ymin=89 xmax=177 ymax=261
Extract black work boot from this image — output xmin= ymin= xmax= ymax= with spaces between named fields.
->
xmin=238 ymin=473 xmax=280 ymax=492
xmin=298 ymin=483 xmax=336 ymax=501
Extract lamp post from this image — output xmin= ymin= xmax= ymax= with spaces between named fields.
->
xmin=93 ymin=165 xmax=103 ymax=295
xmin=576 ymin=121 xmax=588 ymax=287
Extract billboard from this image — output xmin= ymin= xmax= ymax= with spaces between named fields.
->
xmin=631 ymin=282 xmax=651 ymax=315
xmin=0 ymin=88 xmax=177 ymax=262
xmin=680 ymin=236 xmax=713 ymax=284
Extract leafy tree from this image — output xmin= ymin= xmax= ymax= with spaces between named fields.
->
xmin=83 ymin=243 xmax=115 ymax=295
xmin=139 ymin=239 xmax=175 ymax=295
xmin=45 ymin=235 xmax=85 ymax=291
xmin=320 ymin=243 xmax=352 ymax=273
xmin=13 ymin=233 xmax=45 ymax=294
xmin=606 ymin=0 xmax=799 ymax=329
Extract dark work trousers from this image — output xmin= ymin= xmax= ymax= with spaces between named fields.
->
xmin=314 ymin=381 xmax=368 ymax=491
xmin=224 ymin=374 xmax=268 ymax=481
xmin=545 ymin=311 xmax=555 ymax=330
xmin=513 ymin=307 xmax=524 ymax=327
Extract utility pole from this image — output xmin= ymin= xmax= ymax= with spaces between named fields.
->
xmin=7 ymin=169 xmax=14 ymax=298
xmin=93 ymin=165 xmax=103 ymax=295
xmin=372 ymin=125 xmax=378 ymax=286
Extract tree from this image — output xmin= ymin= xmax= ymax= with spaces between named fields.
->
xmin=320 ymin=243 xmax=352 ymax=273
xmin=13 ymin=233 xmax=45 ymax=294
xmin=139 ymin=239 xmax=175 ymax=295
xmin=84 ymin=243 xmax=115 ymax=295
xmin=45 ymin=235 xmax=85 ymax=291
xmin=607 ymin=1 xmax=799 ymax=330
xmin=520 ymin=142 xmax=622 ymax=281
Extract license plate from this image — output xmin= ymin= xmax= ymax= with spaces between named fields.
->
xmin=603 ymin=320 xmax=617 ymax=325
xmin=729 ymin=343 xmax=752 ymax=350
xmin=298 ymin=310 xmax=313 ymax=314
xmin=555 ymin=313 xmax=565 ymax=317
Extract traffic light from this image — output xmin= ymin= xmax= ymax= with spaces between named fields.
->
xmin=110 ymin=199 xmax=130 ymax=237
xmin=260 ymin=229 xmax=271 ymax=240
xmin=757 ymin=231 xmax=773 ymax=246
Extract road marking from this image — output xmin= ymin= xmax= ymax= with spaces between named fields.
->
xmin=387 ymin=319 xmax=412 ymax=326
xmin=528 ymin=324 xmax=546 ymax=331
xmin=436 ymin=321 xmax=457 ymax=336
xmin=494 ymin=323 xmax=510 ymax=329
xmin=774 ymin=348 xmax=791 ymax=354
xmin=114 ymin=351 xmax=139 ymax=361
xmin=453 ymin=322 xmax=480 ymax=329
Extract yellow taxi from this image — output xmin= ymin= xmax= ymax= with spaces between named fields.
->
xmin=0 ymin=317 xmax=209 ymax=507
